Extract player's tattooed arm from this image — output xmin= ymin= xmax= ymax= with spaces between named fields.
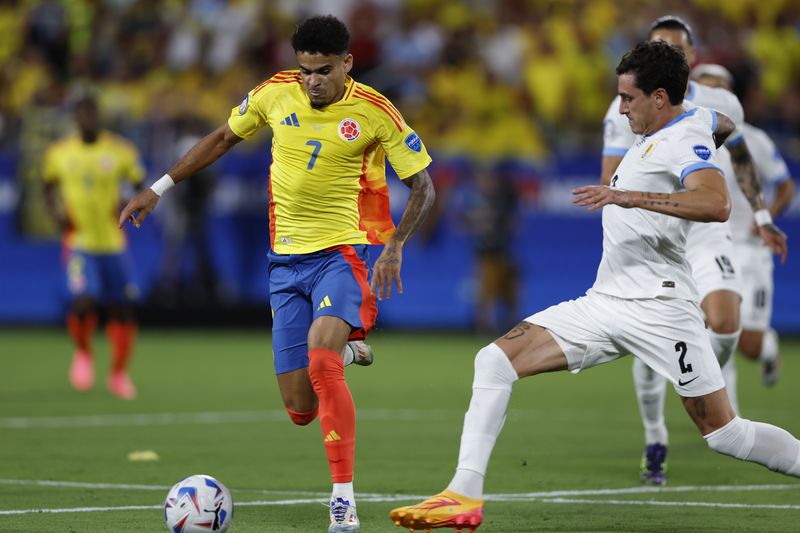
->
xmin=712 ymin=112 xmax=735 ymax=148
xmin=370 ymin=168 xmax=435 ymax=300
xmin=729 ymin=139 xmax=788 ymax=262
xmin=573 ymin=169 xmax=730 ymax=222
xmin=392 ymin=169 xmax=436 ymax=244
xmin=728 ymin=139 xmax=765 ymax=212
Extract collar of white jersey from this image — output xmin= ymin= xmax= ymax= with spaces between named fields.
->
xmin=644 ymin=107 xmax=698 ymax=138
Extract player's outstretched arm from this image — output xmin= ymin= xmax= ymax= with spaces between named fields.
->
xmin=119 ymin=123 xmax=243 ymax=228
xmin=573 ymin=168 xmax=730 ymax=222
xmin=728 ymin=139 xmax=788 ymax=262
xmin=370 ymin=168 xmax=435 ymax=300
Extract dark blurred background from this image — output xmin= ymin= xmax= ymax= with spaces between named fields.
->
xmin=0 ymin=0 xmax=798 ymax=331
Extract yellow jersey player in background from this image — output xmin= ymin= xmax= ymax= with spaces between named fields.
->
xmin=119 ymin=15 xmax=435 ymax=533
xmin=44 ymin=96 xmax=145 ymax=400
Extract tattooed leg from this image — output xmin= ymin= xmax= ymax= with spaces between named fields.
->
xmin=681 ymin=388 xmax=736 ymax=435
xmin=495 ymin=321 xmax=569 ymax=378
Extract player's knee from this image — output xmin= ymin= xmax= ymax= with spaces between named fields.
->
xmin=704 ymin=416 xmax=754 ymax=460
xmin=473 ymin=344 xmax=518 ymax=391
xmin=308 ymin=348 xmax=344 ymax=389
xmin=706 ymin=314 xmax=740 ymax=335
xmin=285 ymin=406 xmax=319 ymax=426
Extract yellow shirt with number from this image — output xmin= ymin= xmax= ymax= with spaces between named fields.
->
xmin=43 ymin=132 xmax=145 ymax=253
xmin=228 ymin=71 xmax=432 ymax=255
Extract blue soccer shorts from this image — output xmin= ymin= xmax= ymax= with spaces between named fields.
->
xmin=268 ymin=244 xmax=377 ymax=375
xmin=64 ymin=249 xmax=139 ymax=304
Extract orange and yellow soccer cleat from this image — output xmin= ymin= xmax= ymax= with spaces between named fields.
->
xmin=389 ymin=489 xmax=484 ymax=532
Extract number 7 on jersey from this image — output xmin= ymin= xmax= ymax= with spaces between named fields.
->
xmin=306 ymin=140 xmax=322 ymax=170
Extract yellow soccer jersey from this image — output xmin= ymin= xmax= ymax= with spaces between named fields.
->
xmin=43 ymin=132 xmax=145 ymax=253
xmin=228 ymin=71 xmax=432 ymax=254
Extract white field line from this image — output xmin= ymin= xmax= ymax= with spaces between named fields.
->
xmin=540 ymin=498 xmax=800 ymax=510
xmin=0 ymin=479 xmax=328 ymax=497
xmin=0 ymin=409 xmax=458 ymax=429
xmin=1 ymin=481 xmax=800 ymax=516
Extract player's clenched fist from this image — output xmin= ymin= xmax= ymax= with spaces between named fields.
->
xmin=119 ymin=189 xmax=159 ymax=228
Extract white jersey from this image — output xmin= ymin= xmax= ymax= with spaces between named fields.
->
xmin=603 ymin=81 xmax=743 ymax=297
xmin=729 ymin=122 xmax=791 ymax=243
xmin=593 ymin=107 xmax=721 ymax=301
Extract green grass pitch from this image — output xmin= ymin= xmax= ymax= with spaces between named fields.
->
xmin=1 ymin=329 xmax=798 ymax=532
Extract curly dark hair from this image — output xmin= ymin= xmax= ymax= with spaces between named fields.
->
xmin=649 ymin=15 xmax=694 ymax=46
xmin=290 ymin=15 xmax=350 ymax=55
xmin=616 ymin=41 xmax=689 ymax=105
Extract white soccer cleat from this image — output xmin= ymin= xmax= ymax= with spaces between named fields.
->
xmin=329 ymin=497 xmax=359 ymax=532
xmin=347 ymin=340 xmax=373 ymax=366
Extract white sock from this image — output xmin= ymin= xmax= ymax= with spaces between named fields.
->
xmin=331 ymin=482 xmax=355 ymax=506
xmin=632 ymin=358 xmax=668 ymax=445
xmin=708 ymin=328 xmax=741 ymax=368
xmin=761 ymin=328 xmax=779 ymax=364
xmin=447 ymin=343 xmax=518 ymax=499
xmin=705 ymin=417 xmax=800 ymax=476
xmin=720 ymin=356 xmax=739 ymax=415
xmin=341 ymin=344 xmax=354 ymax=366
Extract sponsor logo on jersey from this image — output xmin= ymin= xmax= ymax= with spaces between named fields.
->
xmin=338 ymin=118 xmax=361 ymax=141
xmin=238 ymin=95 xmax=249 ymax=115
xmin=405 ymin=132 xmax=422 ymax=152
xmin=693 ymin=144 xmax=711 ymax=160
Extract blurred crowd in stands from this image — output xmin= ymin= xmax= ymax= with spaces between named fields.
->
xmin=1 ymin=0 xmax=798 ymax=226
xmin=2 ymin=0 xmax=799 ymax=157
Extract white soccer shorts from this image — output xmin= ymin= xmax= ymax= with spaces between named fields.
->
xmin=686 ymin=221 xmax=742 ymax=302
xmin=525 ymin=290 xmax=726 ymax=398
xmin=734 ymin=240 xmax=774 ymax=331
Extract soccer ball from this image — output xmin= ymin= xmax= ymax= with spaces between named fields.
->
xmin=164 ymin=474 xmax=233 ymax=532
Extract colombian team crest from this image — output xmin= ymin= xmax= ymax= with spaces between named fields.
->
xmin=338 ymin=118 xmax=361 ymax=141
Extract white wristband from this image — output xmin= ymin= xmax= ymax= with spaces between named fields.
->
xmin=754 ymin=208 xmax=773 ymax=227
xmin=150 ymin=174 xmax=175 ymax=197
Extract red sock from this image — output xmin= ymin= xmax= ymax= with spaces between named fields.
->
xmin=308 ymin=348 xmax=355 ymax=483
xmin=66 ymin=313 xmax=97 ymax=353
xmin=106 ymin=320 xmax=137 ymax=372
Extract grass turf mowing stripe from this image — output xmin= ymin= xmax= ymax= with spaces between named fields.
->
xmin=0 ymin=409 xmax=459 ymax=429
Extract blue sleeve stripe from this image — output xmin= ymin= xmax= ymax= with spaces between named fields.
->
xmin=680 ymin=162 xmax=721 ymax=186
xmin=602 ymin=148 xmax=628 ymax=157
xmin=710 ymin=110 xmax=718 ymax=133
xmin=725 ymin=134 xmax=744 ymax=147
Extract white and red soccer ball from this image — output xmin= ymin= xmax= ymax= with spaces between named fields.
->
xmin=164 ymin=474 xmax=233 ymax=532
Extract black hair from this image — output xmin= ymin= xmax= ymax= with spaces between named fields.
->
xmin=290 ymin=15 xmax=349 ymax=55
xmin=649 ymin=15 xmax=694 ymax=46
xmin=616 ymin=40 xmax=689 ymax=105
